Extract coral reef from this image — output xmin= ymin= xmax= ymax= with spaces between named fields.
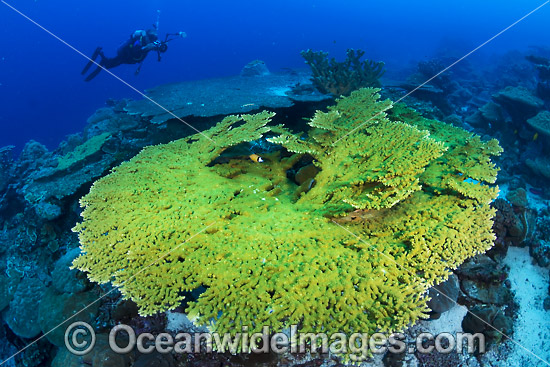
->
xmin=526 ymin=54 xmax=550 ymax=100
xmin=530 ymin=239 xmax=550 ymax=267
xmin=455 ymin=253 xmax=515 ymax=350
xmin=398 ymin=59 xmax=468 ymax=115
xmin=17 ymin=140 xmax=52 ymax=175
xmin=84 ymin=102 xmax=141 ymax=138
xmin=526 ymin=110 xmax=550 ymax=137
xmin=241 ymin=60 xmax=270 ymax=77
xmin=72 ymin=88 xmax=501 ymax=349
xmin=465 ymin=101 xmax=506 ymax=128
xmin=491 ymin=188 xmax=535 ymax=254
xmin=0 ymin=146 xmax=15 ymax=197
xmin=38 ymin=288 xmax=99 ymax=347
xmin=462 ymin=304 xmax=513 ymax=345
xmin=492 ymin=198 xmax=526 ymax=249
xmin=530 ymin=207 xmax=550 ymax=267
xmin=416 ymin=60 xmax=456 ymax=93
xmin=55 ymin=133 xmax=111 ymax=172
xmin=466 ymin=86 xmax=544 ymax=148
xmin=52 ymin=334 xmax=134 ymax=367
xmin=526 ymin=155 xmax=550 ymax=180
xmin=51 ymin=247 xmax=91 ymax=293
xmin=124 ymin=70 xmax=330 ymax=124
xmin=0 ymin=63 xmax=344 ymax=366
xmin=4 ymin=51 xmax=550 ymax=366
xmin=0 ymin=274 xmax=17 ymax=312
xmin=492 ymin=86 xmax=544 ymax=123
xmin=462 ymin=74 xmax=550 ymax=183
xmin=487 ymin=50 xmax=537 ymax=91
xmin=4 ymin=278 xmax=46 ymax=339
xmin=20 ymin=133 xmax=115 ymax=204
xmin=425 ymin=274 xmax=459 ymax=316
xmin=301 ymin=49 xmax=385 ymax=96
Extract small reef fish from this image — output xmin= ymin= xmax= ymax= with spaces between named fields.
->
xmin=249 ymin=154 xmax=264 ymax=163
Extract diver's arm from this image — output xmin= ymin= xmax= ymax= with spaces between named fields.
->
xmin=141 ymin=40 xmax=161 ymax=51
xmin=129 ymin=30 xmax=147 ymax=49
xmin=132 ymin=30 xmax=146 ymax=40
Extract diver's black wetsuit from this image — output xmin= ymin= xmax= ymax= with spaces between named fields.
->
xmin=82 ymin=30 xmax=158 ymax=81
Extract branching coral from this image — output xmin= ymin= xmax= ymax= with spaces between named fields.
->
xmin=72 ymin=89 xmax=501 ymax=351
xmin=388 ymin=103 xmax=502 ymax=204
xmin=270 ymin=89 xmax=447 ymax=214
xmin=301 ymin=49 xmax=385 ymax=96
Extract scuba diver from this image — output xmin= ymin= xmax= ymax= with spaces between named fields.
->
xmin=81 ymin=28 xmax=186 ymax=81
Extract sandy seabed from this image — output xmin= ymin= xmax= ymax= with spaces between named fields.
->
xmin=503 ymin=247 xmax=550 ymax=367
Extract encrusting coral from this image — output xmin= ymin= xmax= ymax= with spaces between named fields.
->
xmin=72 ymin=89 xmax=501 ymax=353
xmin=55 ymin=132 xmax=111 ymax=172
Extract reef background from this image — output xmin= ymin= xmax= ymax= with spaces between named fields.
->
xmin=2 ymin=1 xmax=550 ymax=367
xmin=0 ymin=0 xmax=548 ymax=151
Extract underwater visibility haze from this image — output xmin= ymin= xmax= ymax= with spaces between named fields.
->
xmin=0 ymin=1 xmax=550 ymax=366
xmin=1 ymin=0 xmax=548 ymax=150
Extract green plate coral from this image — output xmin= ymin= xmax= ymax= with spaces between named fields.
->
xmin=72 ymin=88 xmax=501 ymax=346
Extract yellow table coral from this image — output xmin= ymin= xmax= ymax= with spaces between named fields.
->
xmin=72 ymin=88 xmax=501 ymax=348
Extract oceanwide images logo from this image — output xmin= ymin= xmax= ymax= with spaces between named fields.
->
xmin=65 ymin=322 xmax=485 ymax=361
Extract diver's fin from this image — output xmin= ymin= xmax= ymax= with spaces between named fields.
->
xmin=84 ymin=66 xmax=102 ymax=82
xmin=81 ymin=47 xmax=102 ymax=75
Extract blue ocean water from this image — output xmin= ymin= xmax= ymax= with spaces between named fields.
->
xmin=0 ymin=0 xmax=547 ymax=152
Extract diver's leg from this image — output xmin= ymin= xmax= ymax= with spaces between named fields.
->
xmin=102 ymin=56 xmax=124 ymax=69
xmin=81 ymin=47 xmax=103 ymax=75
xmin=84 ymin=56 xmax=122 ymax=82
xmin=84 ymin=65 xmax=103 ymax=82
xmin=84 ymin=55 xmax=108 ymax=82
